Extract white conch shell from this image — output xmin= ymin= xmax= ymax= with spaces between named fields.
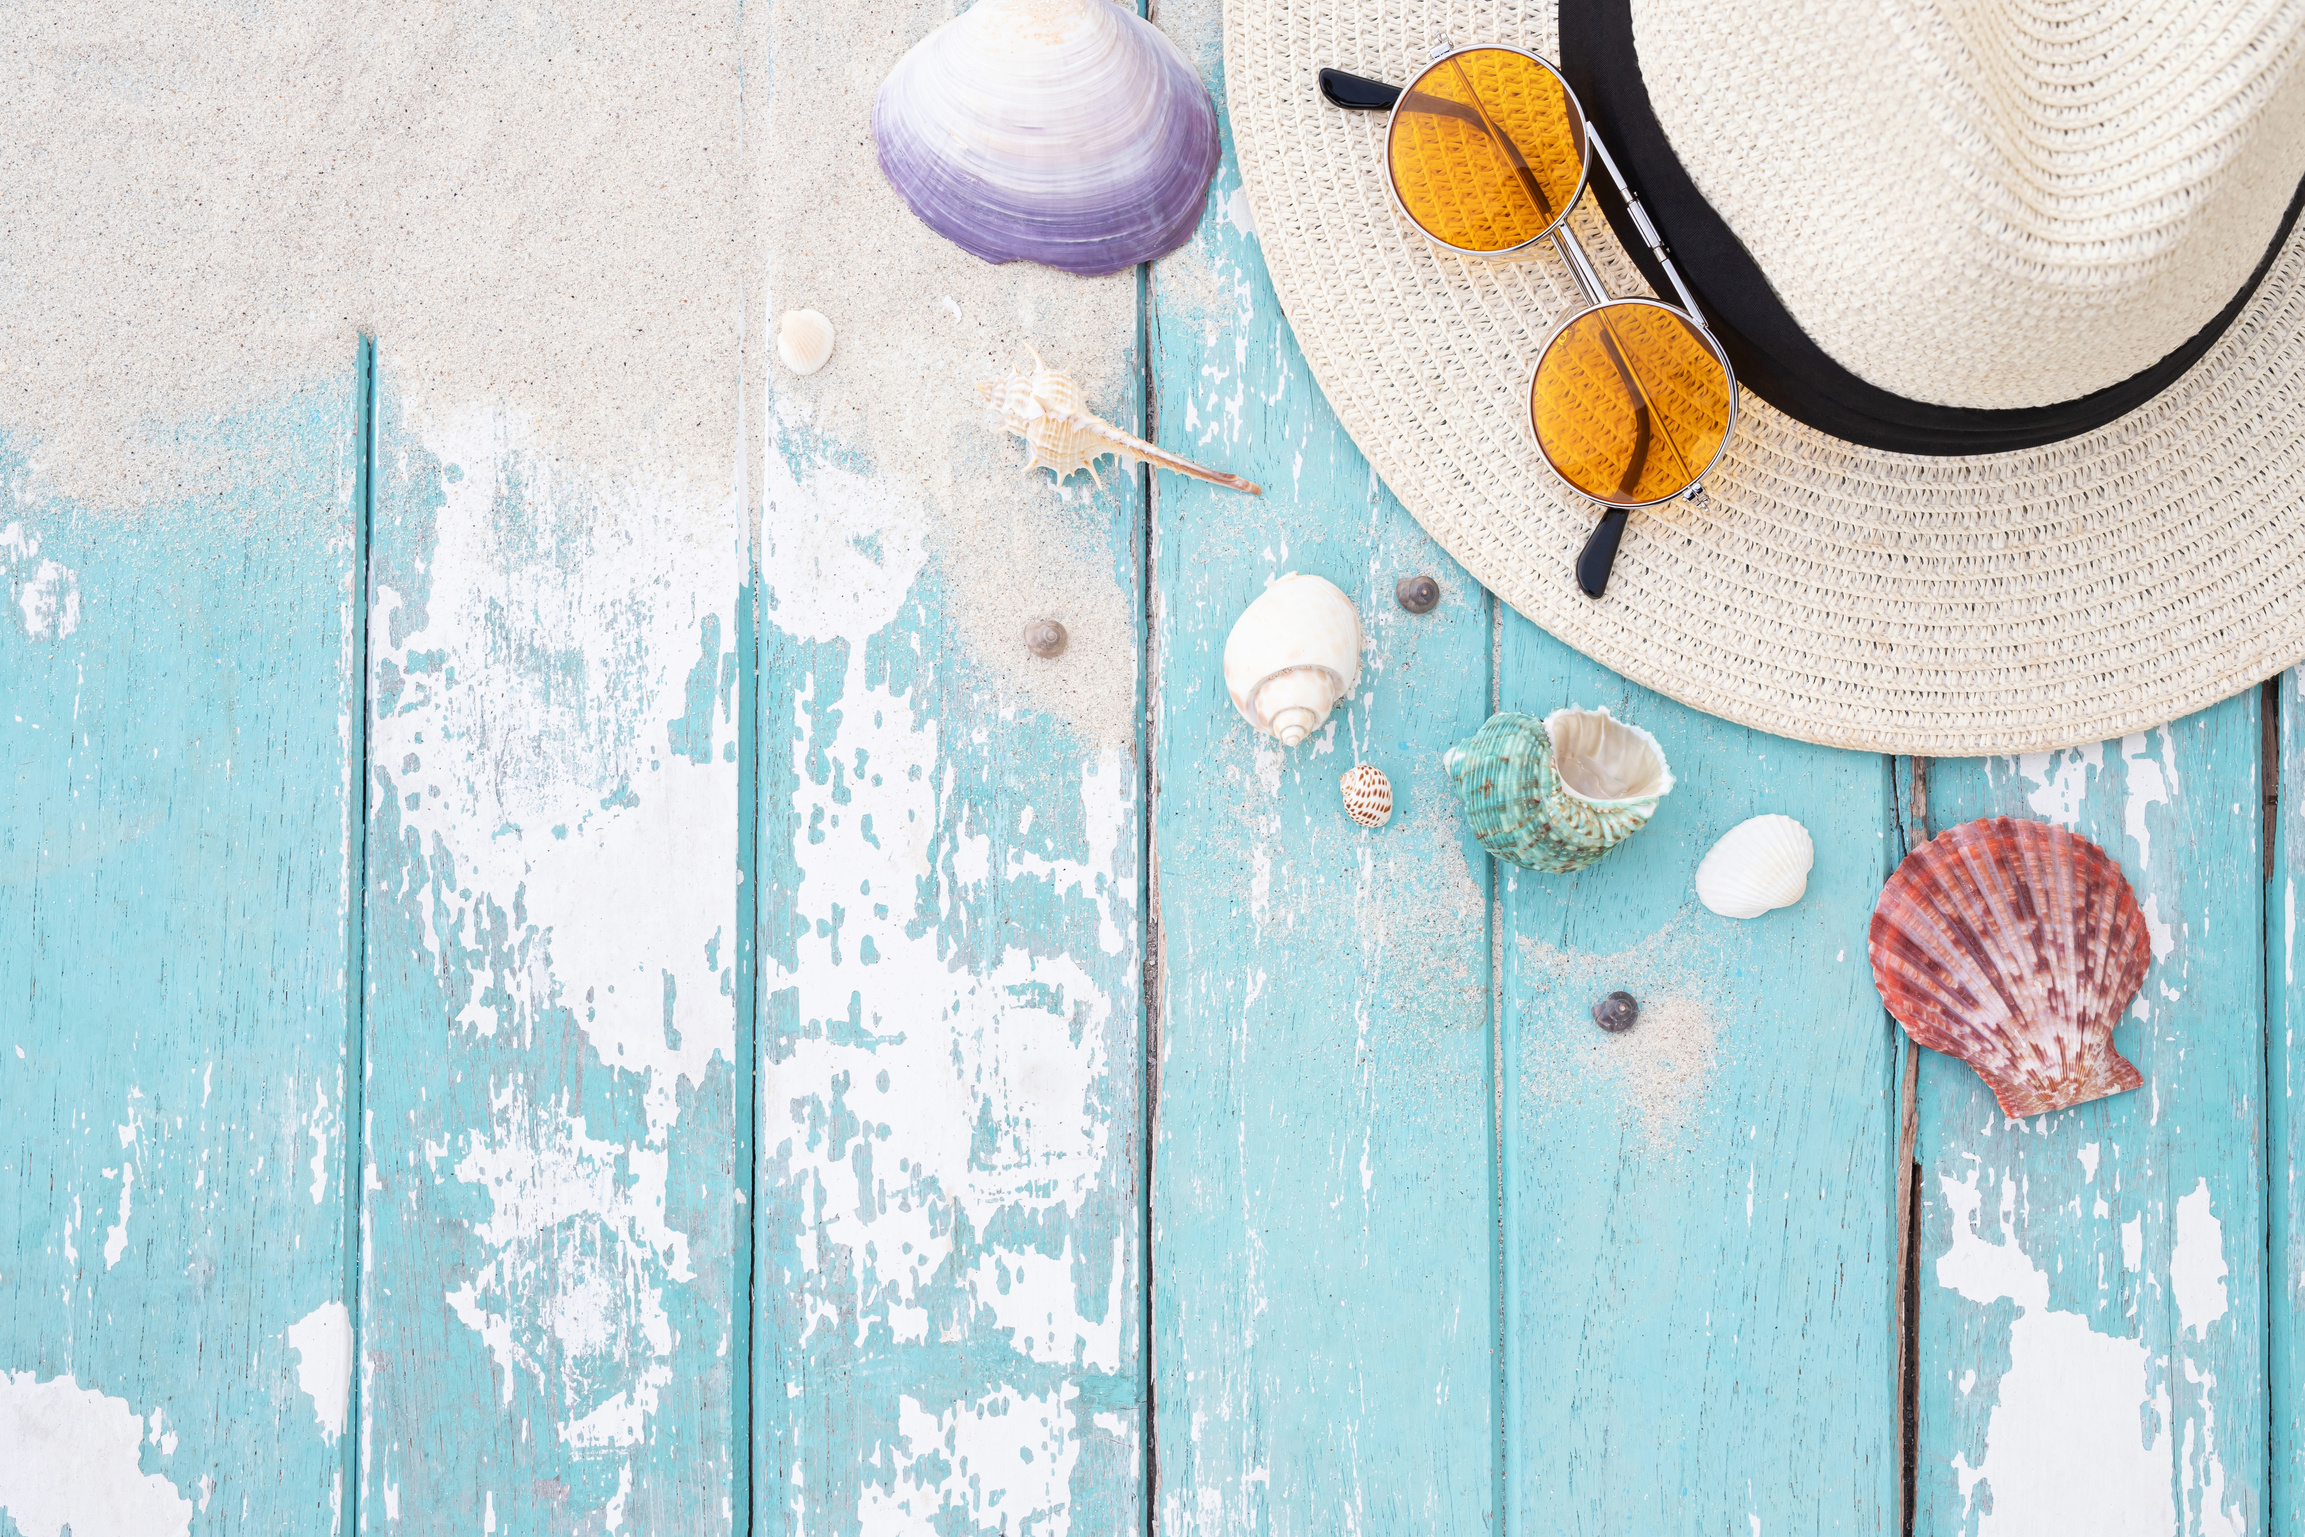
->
xmin=981 ymin=351 xmax=1261 ymax=494
xmin=1694 ymin=814 xmax=1814 ymax=919
xmin=778 ymin=309 xmax=835 ymax=375
xmin=1223 ymin=573 xmax=1361 ymax=747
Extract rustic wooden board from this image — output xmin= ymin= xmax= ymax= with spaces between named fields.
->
xmin=1915 ymin=703 xmax=2268 ymax=1536
xmin=751 ymin=2 xmax=1152 ymax=1527
xmin=0 ymin=373 xmax=362 ymax=1533
xmin=1146 ymin=59 xmax=1502 ymax=1535
xmin=2279 ymin=669 xmax=2305 ymax=1537
xmin=358 ymin=359 xmax=747 ymax=1531
xmin=1497 ymin=627 xmax=1900 ymax=1535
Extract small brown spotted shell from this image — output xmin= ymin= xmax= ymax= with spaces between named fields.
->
xmin=1870 ymin=817 xmax=2151 ymax=1118
xmin=1340 ymin=763 xmax=1392 ymax=828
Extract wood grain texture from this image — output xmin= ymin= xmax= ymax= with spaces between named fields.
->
xmin=751 ymin=4 xmax=1151 ymax=1526
xmin=359 ymin=360 xmax=747 ymax=1531
xmin=1498 ymin=627 xmax=1899 ymax=1536
xmin=1915 ymin=705 xmax=2267 ymax=1536
xmin=1146 ymin=55 xmax=1502 ymax=1532
xmin=0 ymin=376 xmax=362 ymax=1533
xmin=2270 ymin=669 xmax=2301 ymax=1537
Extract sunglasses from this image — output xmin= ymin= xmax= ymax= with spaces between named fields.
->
xmin=1321 ymin=44 xmax=1737 ymax=597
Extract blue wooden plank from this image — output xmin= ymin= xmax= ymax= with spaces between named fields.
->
xmin=1916 ymin=706 xmax=2267 ymax=1536
xmin=2279 ymin=669 xmax=2305 ymax=1537
xmin=1146 ymin=62 xmax=1502 ymax=1536
xmin=0 ymin=375 xmax=361 ymax=1532
xmin=1497 ymin=627 xmax=1900 ymax=1535
xmin=358 ymin=363 xmax=746 ymax=1531
xmin=752 ymin=12 xmax=1151 ymax=1527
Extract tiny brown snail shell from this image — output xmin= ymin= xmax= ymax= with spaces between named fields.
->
xmin=1593 ymin=991 xmax=1639 ymax=1033
xmin=1396 ymin=574 xmax=1440 ymax=614
xmin=1024 ymin=619 xmax=1068 ymax=658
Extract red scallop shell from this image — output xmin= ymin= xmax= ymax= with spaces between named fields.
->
xmin=1870 ymin=817 xmax=2150 ymax=1119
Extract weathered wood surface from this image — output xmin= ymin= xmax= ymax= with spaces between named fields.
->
xmin=1147 ymin=95 xmax=1503 ymax=1533
xmin=1498 ymin=629 xmax=1899 ymax=1535
xmin=358 ymin=344 xmax=747 ymax=1530
xmin=752 ymin=0 xmax=1151 ymax=1527
xmin=2277 ymin=668 xmax=2305 ymax=1537
xmin=1915 ymin=705 xmax=2269 ymax=1536
xmin=6 ymin=13 xmax=2305 ymax=1534
xmin=0 ymin=376 xmax=362 ymax=1533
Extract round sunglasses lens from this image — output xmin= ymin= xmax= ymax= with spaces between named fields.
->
xmin=1387 ymin=49 xmax=1585 ymax=252
xmin=1530 ymin=302 xmax=1732 ymax=505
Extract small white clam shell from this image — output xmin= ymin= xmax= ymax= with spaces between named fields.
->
xmin=1222 ymin=574 xmax=1362 ymax=747
xmin=1340 ymin=764 xmax=1392 ymax=827
xmin=1694 ymin=814 xmax=1815 ymax=919
xmin=778 ymin=309 xmax=835 ymax=375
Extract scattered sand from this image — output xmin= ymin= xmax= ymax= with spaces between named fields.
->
xmin=1515 ymin=919 xmax=1728 ymax=1154
xmin=762 ymin=0 xmax=1159 ymax=748
xmin=0 ymin=2 xmax=745 ymax=511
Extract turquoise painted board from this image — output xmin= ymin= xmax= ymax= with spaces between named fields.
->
xmin=0 ymin=376 xmax=361 ymax=1531
xmin=1914 ymin=707 xmax=2267 ymax=1536
xmin=1497 ymin=626 xmax=1899 ymax=1535
xmin=1146 ymin=38 xmax=1502 ymax=1533
xmin=358 ymin=359 xmax=747 ymax=1530
xmin=2279 ymin=669 xmax=2304 ymax=1537
xmin=753 ymin=2 xmax=1150 ymax=1527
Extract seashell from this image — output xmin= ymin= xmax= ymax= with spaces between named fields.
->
xmin=1593 ymin=991 xmax=1639 ymax=1033
xmin=1395 ymin=574 xmax=1440 ymax=614
xmin=1223 ymin=573 xmax=1362 ymax=747
xmin=1871 ymin=817 xmax=2151 ymax=1119
xmin=873 ymin=0 xmax=1222 ymax=277
xmin=1023 ymin=619 xmax=1068 ymax=657
xmin=1444 ymin=707 xmax=1673 ymax=873
xmin=981 ymin=351 xmax=1260 ymax=494
xmin=778 ymin=309 xmax=835 ymax=375
xmin=1694 ymin=814 xmax=1814 ymax=919
xmin=1340 ymin=764 xmax=1392 ymax=827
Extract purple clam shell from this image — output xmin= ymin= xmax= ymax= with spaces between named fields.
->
xmin=873 ymin=0 xmax=1222 ymax=277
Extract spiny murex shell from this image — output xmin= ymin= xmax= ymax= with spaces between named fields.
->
xmin=1444 ymin=708 xmax=1673 ymax=874
xmin=981 ymin=352 xmax=1260 ymax=494
xmin=1224 ymin=574 xmax=1361 ymax=747
xmin=873 ymin=0 xmax=1221 ymax=277
xmin=778 ymin=310 xmax=835 ymax=375
xmin=1340 ymin=764 xmax=1392 ymax=827
xmin=1695 ymin=814 xmax=1814 ymax=919
xmin=1871 ymin=817 xmax=2150 ymax=1119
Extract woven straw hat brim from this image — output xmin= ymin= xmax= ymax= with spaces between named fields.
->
xmin=1226 ymin=0 xmax=2305 ymax=755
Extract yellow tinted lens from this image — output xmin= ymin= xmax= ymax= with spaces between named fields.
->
xmin=1386 ymin=49 xmax=1585 ymax=252
xmin=1530 ymin=303 xmax=1732 ymax=504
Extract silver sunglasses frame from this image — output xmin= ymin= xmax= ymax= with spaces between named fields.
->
xmin=1380 ymin=43 xmax=1740 ymax=512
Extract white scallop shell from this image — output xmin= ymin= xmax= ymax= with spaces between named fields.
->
xmin=1223 ymin=574 xmax=1362 ymax=747
xmin=1694 ymin=814 xmax=1815 ymax=919
xmin=779 ymin=310 xmax=835 ymax=375
xmin=1340 ymin=764 xmax=1392 ymax=827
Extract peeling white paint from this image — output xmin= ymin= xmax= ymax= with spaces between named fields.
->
xmin=0 ymin=1373 xmax=192 ymax=1537
xmin=1936 ymin=1170 xmax=2174 ymax=1535
xmin=2121 ymin=730 xmax=2174 ymax=872
xmin=764 ymin=537 xmax=1136 ymax=1523
xmin=371 ymin=398 xmax=741 ymax=1494
xmin=2014 ymin=743 xmax=2103 ymax=827
xmin=442 ymin=1101 xmax=686 ymax=1446
xmin=288 ymin=1300 xmax=353 ymax=1443
xmin=2171 ymin=1179 xmax=2229 ymax=1340
xmin=0 ymin=521 xmax=82 ymax=640
xmin=855 ymin=1385 xmax=1085 ymax=1536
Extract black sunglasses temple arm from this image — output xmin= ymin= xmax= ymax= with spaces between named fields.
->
xmin=1318 ymin=68 xmax=1401 ymax=111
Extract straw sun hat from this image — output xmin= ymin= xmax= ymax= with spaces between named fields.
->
xmin=1225 ymin=0 xmax=2305 ymax=753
